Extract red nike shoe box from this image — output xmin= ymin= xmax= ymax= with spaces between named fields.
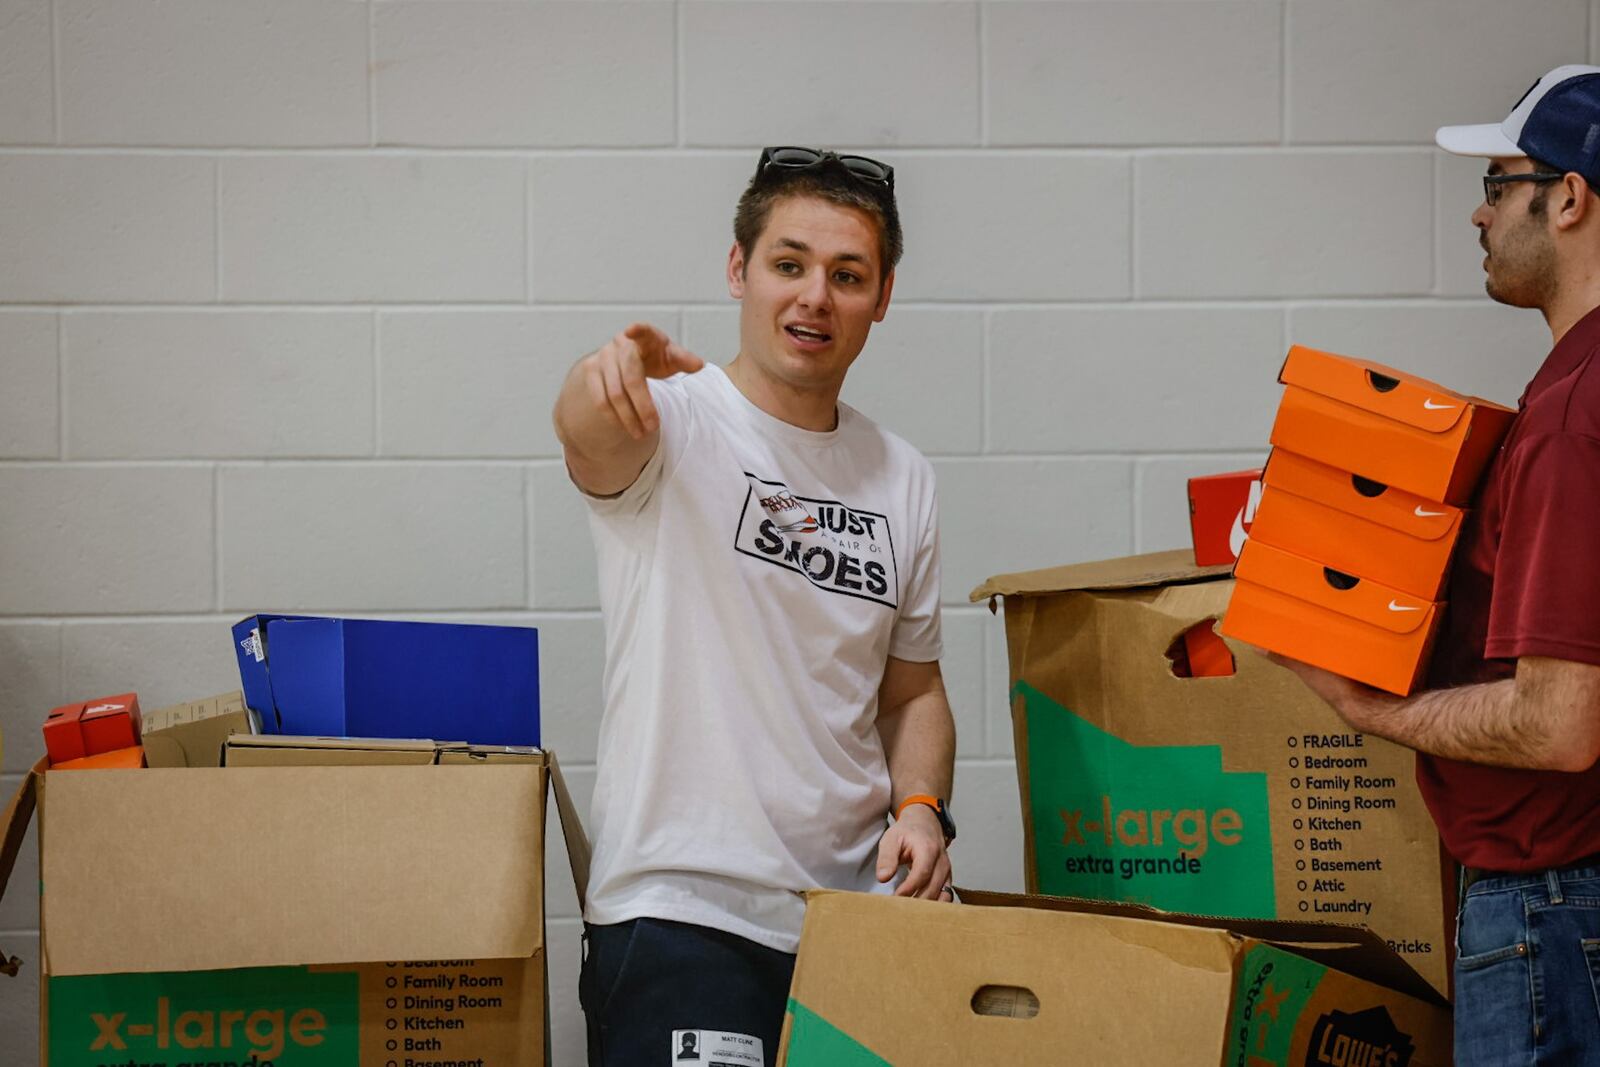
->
xmin=1248 ymin=450 xmax=1465 ymax=600
xmin=1186 ymin=468 xmax=1263 ymax=566
xmin=43 ymin=693 xmax=142 ymax=766
xmin=1220 ymin=539 xmax=1443 ymax=696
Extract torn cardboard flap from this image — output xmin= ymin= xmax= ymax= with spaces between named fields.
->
xmin=969 ymin=548 xmax=1230 ymax=604
xmin=0 ymin=767 xmax=39 ymax=977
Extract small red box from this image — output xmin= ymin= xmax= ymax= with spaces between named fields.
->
xmin=1187 ymin=468 xmax=1264 ymax=567
xmin=42 ymin=702 xmax=88 ymax=764
xmin=42 ymin=693 xmax=142 ymax=766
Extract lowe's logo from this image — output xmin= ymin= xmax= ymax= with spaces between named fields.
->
xmin=1306 ymin=1007 xmax=1414 ymax=1067
xmin=89 ymin=998 xmax=325 ymax=1061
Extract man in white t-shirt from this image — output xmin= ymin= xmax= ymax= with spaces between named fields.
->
xmin=553 ymin=147 xmax=958 ymax=1067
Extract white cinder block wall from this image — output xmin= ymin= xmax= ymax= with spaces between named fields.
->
xmin=0 ymin=0 xmax=1579 ymax=1059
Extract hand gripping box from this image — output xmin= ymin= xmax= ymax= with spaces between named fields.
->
xmin=778 ymin=890 xmax=1451 ymax=1066
xmin=1248 ymin=450 xmax=1465 ymax=601
xmin=0 ymin=748 xmax=590 ymax=1066
xmin=1270 ymin=346 xmax=1515 ymax=506
xmin=1222 ymin=539 xmax=1443 ymax=697
xmin=972 ymin=550 xmax=1454 ymax=997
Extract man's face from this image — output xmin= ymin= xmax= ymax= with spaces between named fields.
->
xmin=1473 ymin=156 xmax=1558 ymax=309
xmin=727 ymin=195 xmax=894 ymax=395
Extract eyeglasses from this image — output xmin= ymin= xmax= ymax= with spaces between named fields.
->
xmin=756 ymin=146 xmax=894 ymax=190
xmin=1482 ymin=172 xmax=1562 ymax=206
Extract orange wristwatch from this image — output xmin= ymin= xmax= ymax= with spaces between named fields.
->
xmin=894 ymin=794 xmax=957 ymax=844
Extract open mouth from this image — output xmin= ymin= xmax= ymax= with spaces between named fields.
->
xmin=785 ymin=324 xmax=832 ymax=344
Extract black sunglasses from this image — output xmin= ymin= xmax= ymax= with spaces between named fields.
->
xmin=1482 ymin=171 xmax=1562 ymax=206
xmin=756 ymin=146 xmax=894 ymax=190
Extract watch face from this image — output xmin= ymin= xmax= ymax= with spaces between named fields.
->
xmin=938 ymin=801 xmax=957 ymax=842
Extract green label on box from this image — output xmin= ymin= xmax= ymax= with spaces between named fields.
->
xmin=783 ymin=1000 xmax=890 ymax=1066
xmin=1222 ymin=944 xmax=1323 ymax=1065
xmin=1019 ymin=680 xmax=1275 ymax=915
xmin=49 ymin=965 xmax=359 ymax=1066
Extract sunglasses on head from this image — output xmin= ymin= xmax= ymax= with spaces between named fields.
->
xmin=755 ymin=146 xmax=894 ymax=190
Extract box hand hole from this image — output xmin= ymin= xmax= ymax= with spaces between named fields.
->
xmin=1365 ymin=370 xmax=1401 ymax=393
xmin=1350 ymin=474 xmax=1389 ymax=498
xmin=971 ymin=985 xmax=1040 ymax=1020
xmin=1322 ymin=567 xmax=1361 ymax=591
xmin=1164 ymin=619 xmax=1236 ymax=679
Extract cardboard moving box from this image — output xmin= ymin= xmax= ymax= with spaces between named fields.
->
xmin=1270 ymin=345 xmax=1514 ymax=505
xmin=972 ymin=550 xmax=1454 ymax=997
xmin=141 ymin=690 xmax=257 ymax=768
xmin=778 ymin=890 xmax=1451 ymax=1066
xmin=1223 ymin=539 xmax=1443 ymax=697
xmin=1250 ymin=450 xmax=1465 ymax=600
xmin=0 ymin=747 xmax=590 ymax=1066
xmin=223 ymin=733 xmax=440 ymax=767
xmin=233 ymin=615 xmax=541 ymax=746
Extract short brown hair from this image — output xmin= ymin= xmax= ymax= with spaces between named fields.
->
xmin=733 ymin=162 xmax=903 ymax=276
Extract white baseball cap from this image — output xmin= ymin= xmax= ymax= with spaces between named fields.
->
xmin=1437 ymin=65 xmax=1600 ymax=179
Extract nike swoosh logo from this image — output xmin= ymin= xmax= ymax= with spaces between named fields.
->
xmin=1229 ymin=507 xmax=1249 ymax=558
xmin=1387 ymin=600 xmax=1423 ymax=612
xmin=1413 ymin=506 xmax=1447 ymax=518
xmin=1422 ymin=399 xmax=1456 ymax=411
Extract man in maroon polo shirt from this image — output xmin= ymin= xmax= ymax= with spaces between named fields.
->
xmin=1270 ymin=65 xmax=1600 ymax=1065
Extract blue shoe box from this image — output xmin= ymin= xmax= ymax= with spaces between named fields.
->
xmin=232 ymin=615 xmax=539 ymax=746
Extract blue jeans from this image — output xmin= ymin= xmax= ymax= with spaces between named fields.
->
xmin=579 ymin=917 xmax=797 ymax=1067
xmin=1455 ymin=864 xmax=1600 ymax=1065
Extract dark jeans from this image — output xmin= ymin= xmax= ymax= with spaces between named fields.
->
xmin=579 ymin=917 xmax=798 ymax=1067
xmin=1454 ymin=863 xmax=1600 ymax=1065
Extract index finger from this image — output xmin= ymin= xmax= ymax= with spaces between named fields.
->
xmin=894 ymin=840 xmax=938 ymax=898
xmin=622 ymin=321 xmax=671 ymax=360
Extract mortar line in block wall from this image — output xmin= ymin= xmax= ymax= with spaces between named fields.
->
xmin=0 ymin=450 xmax=1269 ymax=470
xmin=3 ymin=608 xmax=608 ymax=625
xmin=1128 ymin=157 xmax=1139 ymax=298
xmin=1130 ymin=461 xmax=1145 ymax=554
xmin=368 ymin=0 xmax=378 ymax=148
xmin=54 ymin=313 xmax=64 ymax=459
xmin=0 ymin=297 xmax=1501 ymax=313
xmin=979 ymin=307 xmax=991 ymax=454
xmin=49 ymin=0 xmax=60 ymax=143
xmin=1279 ymin=0 xmax=1290 ymax=145
xmin=0 ymin=144 xmax=1451 ymax=158
xmin=213 ymin=463 xmax=223 ymax=612
xmin=976 ymin=2 xmax=988 ymax=147
xmin=370 ymin=308 xmax=381 ymax=457
xmin=674 ymin=0 xmax=685 ymax=149
xmin=213 ymin=159 xmax=222 ymax=302
xmin=522 ymin=465 xmax=533 ymax=610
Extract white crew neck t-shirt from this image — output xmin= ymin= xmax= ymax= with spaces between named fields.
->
xmin=579 ymin=363 xmax=943 ymax=952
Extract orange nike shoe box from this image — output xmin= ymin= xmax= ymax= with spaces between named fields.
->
xmin=51 ymin=744 xmax=146 ymax=771
xmin=42 ymin=692 xmax=142 ymax=765
xmin=1270 ymin=345 xmax=1516 ymax=505
xmin=1220 ymin=539 xmax=1443 ymax=696
xmin=1186 ymin=467 xmax=1263 ymax=566
xmin=1248 ymin=450 xmax=1465 ymax=600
